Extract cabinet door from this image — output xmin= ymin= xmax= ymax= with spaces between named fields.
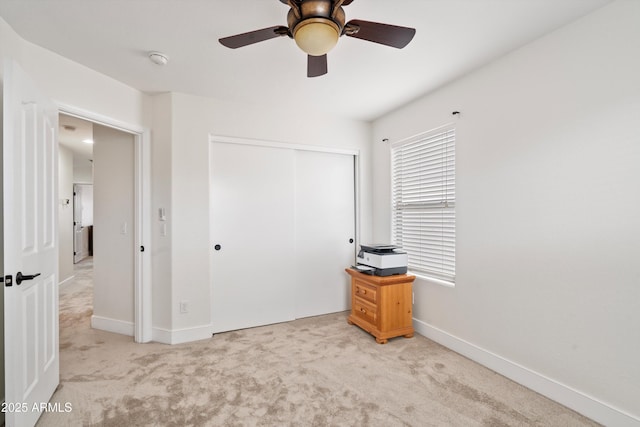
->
xmin=294 ymin=150 xmax=355 ymax=318
xmin=210 ymin=142 xmax=296 ymax=332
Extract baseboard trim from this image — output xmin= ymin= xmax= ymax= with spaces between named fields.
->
xmin=91 ymin=315 xmax=134 ymax=337
xmin=152 ymin=324 xmax=213 ymax=345
xmin=58 ymin=275 xmax=76 ymax=286
xmin=413 ymin=318 xmax=640 ymax=427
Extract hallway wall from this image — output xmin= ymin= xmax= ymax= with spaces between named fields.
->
xmin=58 ymin=144 xmax=74 ymax=283
xmin=92 ymin=124 xmax=136 ymax=331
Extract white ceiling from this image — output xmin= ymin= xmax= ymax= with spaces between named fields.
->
xmin=59 ymin=114 xmax=93 ymax=163
xmin=0 ymin=0 xmax=610 ymax=122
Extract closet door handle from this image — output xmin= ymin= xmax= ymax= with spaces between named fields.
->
xmin=214 ymin=244 xmax=222 ymax=251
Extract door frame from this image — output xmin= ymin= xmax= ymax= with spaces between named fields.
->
xmin=59 ymin=104 xmax=152 ymax=343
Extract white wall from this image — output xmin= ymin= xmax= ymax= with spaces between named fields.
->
xmin=151 ymin=92 xmax=372 ymax=341
xmin=73 ymin=155 xmax=93 ymax=184
xmin=18 ymin=40 xmax=151 ymax=129
xmin=58 ymin=144 xmax=74 ymax=283
xmin=150 ymin=93 xmax=173 ymax=332
xmin=92 ymin=124 xmax=135 ymax=328
xmin=372 ymin=1 xmax=640 ymax=424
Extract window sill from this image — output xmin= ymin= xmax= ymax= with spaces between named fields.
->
xmin=410 ymin=272 xmax=455 ymax=288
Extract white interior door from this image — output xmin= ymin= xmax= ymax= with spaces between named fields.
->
xmin=210 ymin=139 xmax=357 ymax=332
xmin=210 ymin=142 xmax=296 ymax=333
xmin=294 ymin=150 xmax=355 ymax=318
xmin=3 ymin=61 xmax=59 ymax=427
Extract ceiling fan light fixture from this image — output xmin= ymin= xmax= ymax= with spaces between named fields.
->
xmin=293 ymin=18 xmax=340 ymax=56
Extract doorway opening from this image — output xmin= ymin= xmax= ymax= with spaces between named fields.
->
xmin=57 ymin=110 xmax=151 ymax=343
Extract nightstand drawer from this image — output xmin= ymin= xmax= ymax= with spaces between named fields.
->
xmin=354 ymin=282 xmax=377 ymax=304
xmin=353 ymin=297 xmax=377 ymax=324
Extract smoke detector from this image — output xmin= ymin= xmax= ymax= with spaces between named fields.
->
xmin=148 ymin=51 xmax=169 ymax=66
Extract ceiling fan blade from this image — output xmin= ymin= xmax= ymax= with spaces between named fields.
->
xmin=308 ymin=54 xmax=328 ymax=78
xmin=345 ymin=20 xmax=415 ymax=49
xmin=219 ymin=26 xmax=288 ymax=49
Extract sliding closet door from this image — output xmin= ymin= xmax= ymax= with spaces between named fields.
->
xmin=294 ymin=150 xmax=355 ymax=318
xmin=210 ymin=142 xmax=296 ymax=333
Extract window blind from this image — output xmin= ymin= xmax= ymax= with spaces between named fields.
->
xmin=391 ymin=126 xmax=455 ymax=283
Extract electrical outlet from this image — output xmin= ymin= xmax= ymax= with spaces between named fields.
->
xmin=179 ymin=300 xmax=189 ymax=314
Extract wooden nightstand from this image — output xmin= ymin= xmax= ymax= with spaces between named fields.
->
xmin=345 ymin=268 xmax=415 ymax=344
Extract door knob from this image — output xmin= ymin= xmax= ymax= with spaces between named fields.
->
xmin=16 ymin=272 xmax=41 ymax=285
xmin=349 ymin=238 xmax=354 ymax=244
xmin=214 ymin=244 xmax=222 ymax=251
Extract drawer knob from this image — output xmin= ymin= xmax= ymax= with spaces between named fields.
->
xmin=360 ymin=308 xmax=366 ymax=313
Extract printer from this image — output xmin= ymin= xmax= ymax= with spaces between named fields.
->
xmin=355 ymin=244 xmax=408 ymax=276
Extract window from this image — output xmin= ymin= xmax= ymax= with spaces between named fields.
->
xmin=391 ymin=125 xmax=455 ymax=283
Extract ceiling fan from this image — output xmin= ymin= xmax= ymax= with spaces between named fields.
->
xmin=219 ymin=0 xmax=416 ymax=78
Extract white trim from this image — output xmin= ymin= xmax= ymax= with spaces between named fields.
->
xmin=353 ymin=153 xmax=361 ymax=261
xmin=57 ymin=104 xmax=146 ymax=134
xmin=209 ymin=134 xmax=360 ymax=156
xmin=413 ymin=319 xmax=640 ymax=427
xmin=412 ymin=273 xmax=455 ymax=288
xmin=58 ymin=274 xmax=76 ymax=287
xmin=91 ymin=315 xmax=134 ymax=337
xmin=134 ymin=129 xmax=152 ymax=343
xmin=57 ymin=103 xmax=152 ymax=343
xmin=151 ymin=327 xmax=172 ymax=344
xmin=152 ymin=325 xmax=213 ymax=345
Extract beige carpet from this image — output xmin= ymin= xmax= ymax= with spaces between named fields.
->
xmin=38 ymin=258 xmax=599 ymax=426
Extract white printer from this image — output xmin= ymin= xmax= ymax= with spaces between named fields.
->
xmin=355 ymin=244 xmax=408 ymax=276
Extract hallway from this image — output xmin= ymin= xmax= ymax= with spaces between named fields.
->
xmin=59 ymin=257 xmax=93 ymax=333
